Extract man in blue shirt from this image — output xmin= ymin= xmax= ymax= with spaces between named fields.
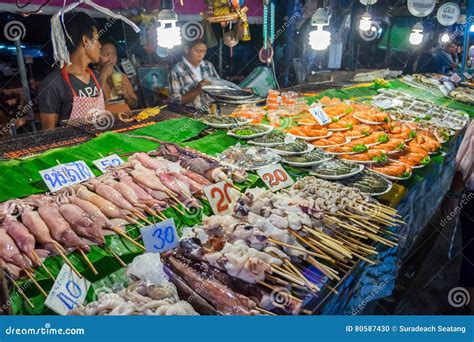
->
xmin=435 ymin=43 xmax=458 ymax=74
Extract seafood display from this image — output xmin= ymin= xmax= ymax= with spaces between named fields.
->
xmin=2 ymin=73 xmax=471 ymax=317
xmin=71 ymin=254 xmax=198 ymax=316
xmin=218 ymin=146 xmax=281 ymax=170
xmin=375 ymin=89 xmax=469 ymax=131
xmin=310 ymin=159 xmax=364 ymax=180
xmin=269 ymin=141 xmax=313 ymax=156
xmin=248 ymin=131 xmax=287 ymax=146
xmin=202 ymin=115 xmax=250 ymax=128
xmin=282 ymin=149 xmax=333 ymax=166
xmin=340 ymin=170 xmax=393 ymax=196
xmin=369 ymin=160 xmax=412 ymax=180
xmin=227 ymin=124 xmax=274 ymax=139
xmin=287 ymin=125 xmax=332 ymax=140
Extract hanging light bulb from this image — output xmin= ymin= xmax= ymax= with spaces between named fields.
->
xmin=309 ymin=25 xmax=331 ymax=51
xmin=440 ymin=32 xmax=450 ymax=44
xmin=359 ymin=12 xmax=372 ymax=31
xmin=156 ymin=0 xmax=181 ymax=50
xmin=309 ymin=8 xmax=331 ymax=51
xmin=409 ymin=23 xmax=424 ymax=46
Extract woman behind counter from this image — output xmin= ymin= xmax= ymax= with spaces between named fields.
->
xmin=97 ymin=41 xmax=138 ymax=112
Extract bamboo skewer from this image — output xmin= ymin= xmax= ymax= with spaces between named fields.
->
xmin=52 ymin=242 xmax=82 ymax=278
xmin=126 ymin=216 xmax=144 ymax=227
xmin=257 ymin=281 xmax=302 ymax=303
xmin=255 ymin=306 xmax=277 ymax=316
xmin=267 ymin=238 xmax=328 ymax=259
xmin=133 ymin=211 xmax=153 ymax=225
xmin=23 ymin=269 xmax=47 ymax=297
xmin=288 ymin=230 xmax=335 ymax=262
xmin=9 ymin=277 xmax=34 ymax=308
xmin=146 ymin=208 xmax=166 ymax=221
xmin=270 ymin=266 xmax=306 ymax=287
xmin=284 ymin=260 xmax=320 ymax=292
xmin=112 ymin=227 xmax=146 ymax=251
xmin=78 ymin=248 xmax=98 ymax=276
xmin=104 ymin=246 xmax=127 ymax=268
xmin=170 ymin=204 xmax=186 ymax=216
xmin=32 ymin=250 xmax=55 ymax=281
xmin=307 ymin=256 xmax=341 ymax=281
xmin=266 ymin=274 xmax=290 ymax=286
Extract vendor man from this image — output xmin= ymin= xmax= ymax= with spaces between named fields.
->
xmin=435 ymin=43 xmax=458 ymax=74
xmin=169 ymin=40 xmax=220 ymax=112
xmin=38 ymin=12 xmax=107 ymax=129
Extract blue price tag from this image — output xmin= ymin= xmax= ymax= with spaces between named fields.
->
xmin=140 ymin=218 xmax=179 ymax=253
xmin=309 ymin=106 xmax=331 ymax=125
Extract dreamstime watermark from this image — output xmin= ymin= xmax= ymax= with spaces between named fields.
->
xmin=351 ymin=281 xmax=387 ymax=315
xmin=87 ymin=109 xmax=116 ymax=132
xmin=440 ymin=15 xmax=474 ymax=49
xmin=182 ymin=21 xmax=204 ymax=42
xmin=270 ymin=287 xmax=292 ymax=308
xmin=3 ymin=20 xmax=26 ymax=41
xmin=440 ymin=192 xmax=474 ymax=227
xmin=0 ymin=101 xmax=34 ymax=136
xmin=4 ymin=323 xmax=85 ymax=336
xmin=2 ymin=279 xmax=33 ymax=311
xmin=448 ymin=287 xmax=470 ymax=308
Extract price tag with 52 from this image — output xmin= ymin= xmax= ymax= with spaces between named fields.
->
xmin=92 ymin=154 xmax=124 ymax=173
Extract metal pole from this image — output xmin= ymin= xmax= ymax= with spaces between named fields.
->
xmin=460 ymin=0 xmax=473 ymax=78
xmin=14 ymin=39 xmax=34 ymax=122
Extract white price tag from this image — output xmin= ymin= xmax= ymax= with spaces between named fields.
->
xmin=449 ymin=74 xmax=461 ymax=83
xmin=463 ymin=72 xmax=472 ymax=80
xmin=92 ymin=154 xmax=124 ymax=173
xmin=140 ymin=218 xmax=179 ymax=253
xmin=203 ymin=181 xmax=240 ymax=215
xmin=39 ymin=161 xmax=95 ymax=193
xmin=257 ymin=164 xmax=294 ymax=192
xmin=309 ymin=106 xmax=331 ymax=125
xmin=443 ymin=81 xmax=455 ymax=92
xmin=45 ymin=264 xmax=90 ymax=315
xmin=438 ymin=85 xmax=450 ymax=96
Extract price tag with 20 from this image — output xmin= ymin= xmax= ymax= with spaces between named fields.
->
xmin=204 ymin=181 xmax=241 ymax=215
xmin=45 ymin=264 xmax=90 ymax=315
xmin=140 ymin=218 xmax=179 ymax=254
xmin=257 ymin=164 xmax=294 ymax=192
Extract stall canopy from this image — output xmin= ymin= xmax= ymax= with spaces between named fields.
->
xmin=0 ymin=0 xmax=263 ymax=23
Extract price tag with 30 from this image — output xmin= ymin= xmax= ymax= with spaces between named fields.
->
xmin=203 ymin=181 xmax=240 ymax=215
xmin=45 ymin=264 xmax=90 ymax=315
xmin=140 ymin=218 xmax=179 ymax=254
xmin=93 ymin=154 xmax=124 ymax=173
xmin=257 ymin=164 xmax=294 ymax=192
xmin=309 ymin=105 xmax=331 ymax=126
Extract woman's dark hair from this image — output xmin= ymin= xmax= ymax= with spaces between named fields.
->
xmin=151 ymin=73 xmax=159 ymax=79
xmin=62 ymin=12 xmax=98 ymax=54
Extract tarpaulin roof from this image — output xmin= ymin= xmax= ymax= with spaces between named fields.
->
xmin=0 ymin=0 xmax=263 ymax=22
